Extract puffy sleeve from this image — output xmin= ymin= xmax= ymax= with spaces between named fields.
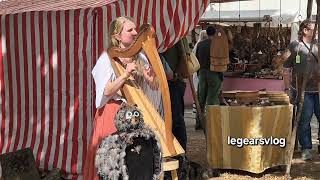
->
xmin=91 ymin=51 xmax=116 ymax=108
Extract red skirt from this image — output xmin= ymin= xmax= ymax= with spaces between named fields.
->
xmin=83 ymin=100 xmax=121 ymax=180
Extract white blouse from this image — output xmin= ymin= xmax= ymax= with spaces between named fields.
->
xmin=92 ymin=51 xmax=123 ymax=108
xmin=92 ymin=52 xmax=162 ymax=112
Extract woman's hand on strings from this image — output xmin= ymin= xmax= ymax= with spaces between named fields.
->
xmin=143 ymin=68 xmax=159 ymax=90
xmin=124 ymin=62 xmax=137 ymax=78
xmin=104 ymin=62 xmax=137 ymax=96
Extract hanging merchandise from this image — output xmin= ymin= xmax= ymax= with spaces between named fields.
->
xmin=289 ymin=0 xmax=301 ymax=41
xmin=290 ymin=23 xmax=300 ymax=42
xmin=210 ymin=28 xmax=230 ymax=72
xmin=277 ymin=0 xmax=283 ymax=51
xmin=257 ymin=0 xmax=261 ymax=38
xmin=238 ymin=0 xmax=241 ymax=21
xmin=219 ymin=0 xmax=221 ymax=24
xmin=212 ymin=0 xmax=292 ymax=79
xmin=297 ymin=0 xmax=303 ymax=22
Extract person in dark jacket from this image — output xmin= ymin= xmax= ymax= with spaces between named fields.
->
xmin=196 ymin=26 xmax=223 ymax=127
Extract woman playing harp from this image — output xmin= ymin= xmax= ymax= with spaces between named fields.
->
xmin=83 ymin=16 xmax=162 ymax=180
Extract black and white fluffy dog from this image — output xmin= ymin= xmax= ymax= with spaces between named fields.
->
xmin=95 ymin=103 xmax=162 ymax=180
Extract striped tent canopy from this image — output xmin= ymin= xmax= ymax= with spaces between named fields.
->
xmin=0 ymin=0 xmax=245 ymax=14
xmin=0 ymin=0 xmax=209 ymax=179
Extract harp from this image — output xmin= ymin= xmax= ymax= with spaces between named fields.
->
xmin=107 ymin=24 xmax=184 ymax=157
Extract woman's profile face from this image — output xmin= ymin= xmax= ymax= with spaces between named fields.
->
xmin=119 ymin=20 xmax=137 ymax=48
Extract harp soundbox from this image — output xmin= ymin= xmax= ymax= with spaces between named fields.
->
xmin=107 ymin=24 xmax=184 ymax=157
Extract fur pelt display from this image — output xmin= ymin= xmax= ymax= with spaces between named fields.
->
xmin=95 ymin=104 xmax=163 ymax=180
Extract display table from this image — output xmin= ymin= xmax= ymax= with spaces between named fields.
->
xmin=183 ymin=77 xmax=285 ymax=106
xmin=223 ymin=77 xmax=285 ymax=91
xmin=206 ymin=105 xmax=293 ymax=173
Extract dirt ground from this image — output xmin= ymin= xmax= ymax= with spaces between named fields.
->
xmin=184 ymin=108 xmax=320 ymax=180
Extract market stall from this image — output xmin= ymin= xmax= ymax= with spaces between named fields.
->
xmin=197 ymin=21 xmax=291 ymax=90
xmin=190 ymin=0 xmax=304 ymax=174
xmin=191 ymin=0 xmax=310 ymax=93
xmin=184 ymin=21 xmax=290 ymax=105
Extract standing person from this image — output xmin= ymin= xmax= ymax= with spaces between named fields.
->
xmin=196 ymin=26 xmax=223 ymax=123
xmin=192 ymin=30 xmax=208 ymax=130
xmin=158 ymin=53 xmax=174 ymax=119
xmin=83 ymin=16 xmax=160 ymax=180
xmin=160 ymin=38 xmax=188 ymax=179
xmin=192 ymin=30 xmax=208 ymax=54
xmin=160 ymin=40 xmax=187 ymax=151
xmin=283 ymin=19 xmax=320 ymax=161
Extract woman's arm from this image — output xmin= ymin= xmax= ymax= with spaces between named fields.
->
xmin=143 ymin=67 xmax=159 ymax=90
xmin=104 ymin=62 xmax=136 ymax=96
xmin=138 ymin=53 xmax=159 ymax=89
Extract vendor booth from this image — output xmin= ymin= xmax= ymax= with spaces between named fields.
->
xmin=189 ymin=0 xmax=314 ymax=96
xmin=188 ymin=0 xmax=301 ymax=174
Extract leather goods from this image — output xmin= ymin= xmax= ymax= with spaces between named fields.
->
xmin=176 ymin=38 xmax=200 ymax=78
xmin=210 ymin=28 xmax=230 ymax=72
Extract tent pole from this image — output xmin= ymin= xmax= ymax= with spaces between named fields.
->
xmin=307 ymin=0 xmax=314 ymax=19
xmin=317 ymin=0 xmax=320 ymax=156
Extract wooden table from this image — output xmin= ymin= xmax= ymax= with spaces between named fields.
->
xmin=206 ymin=105 xmax=293 ymax=173
xmin=183 ymin=77 xmax=285 ymax=106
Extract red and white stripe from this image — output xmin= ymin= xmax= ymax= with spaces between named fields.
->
xmin=0 ymin=0 xmax=208 ymax=179
xmin=0 ymin=9 xmax=94 ymax=179
xmin=97 ymin=0 xmax=209 ymax=52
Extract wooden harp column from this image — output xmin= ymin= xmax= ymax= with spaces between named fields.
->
xmin=107 ymin=24 xmax=184 ymax=157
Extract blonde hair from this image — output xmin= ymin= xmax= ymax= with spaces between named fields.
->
xmin=108 ymin=16 xmax=135 ymax=48
xmin=108 ymin=16 xmax=145 ymax=75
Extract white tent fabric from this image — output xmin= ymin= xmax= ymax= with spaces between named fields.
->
xmin=201 ymin=0 xmax=317 ymax=26
xmin=201 ymin=9 xmax=301 ymax=26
